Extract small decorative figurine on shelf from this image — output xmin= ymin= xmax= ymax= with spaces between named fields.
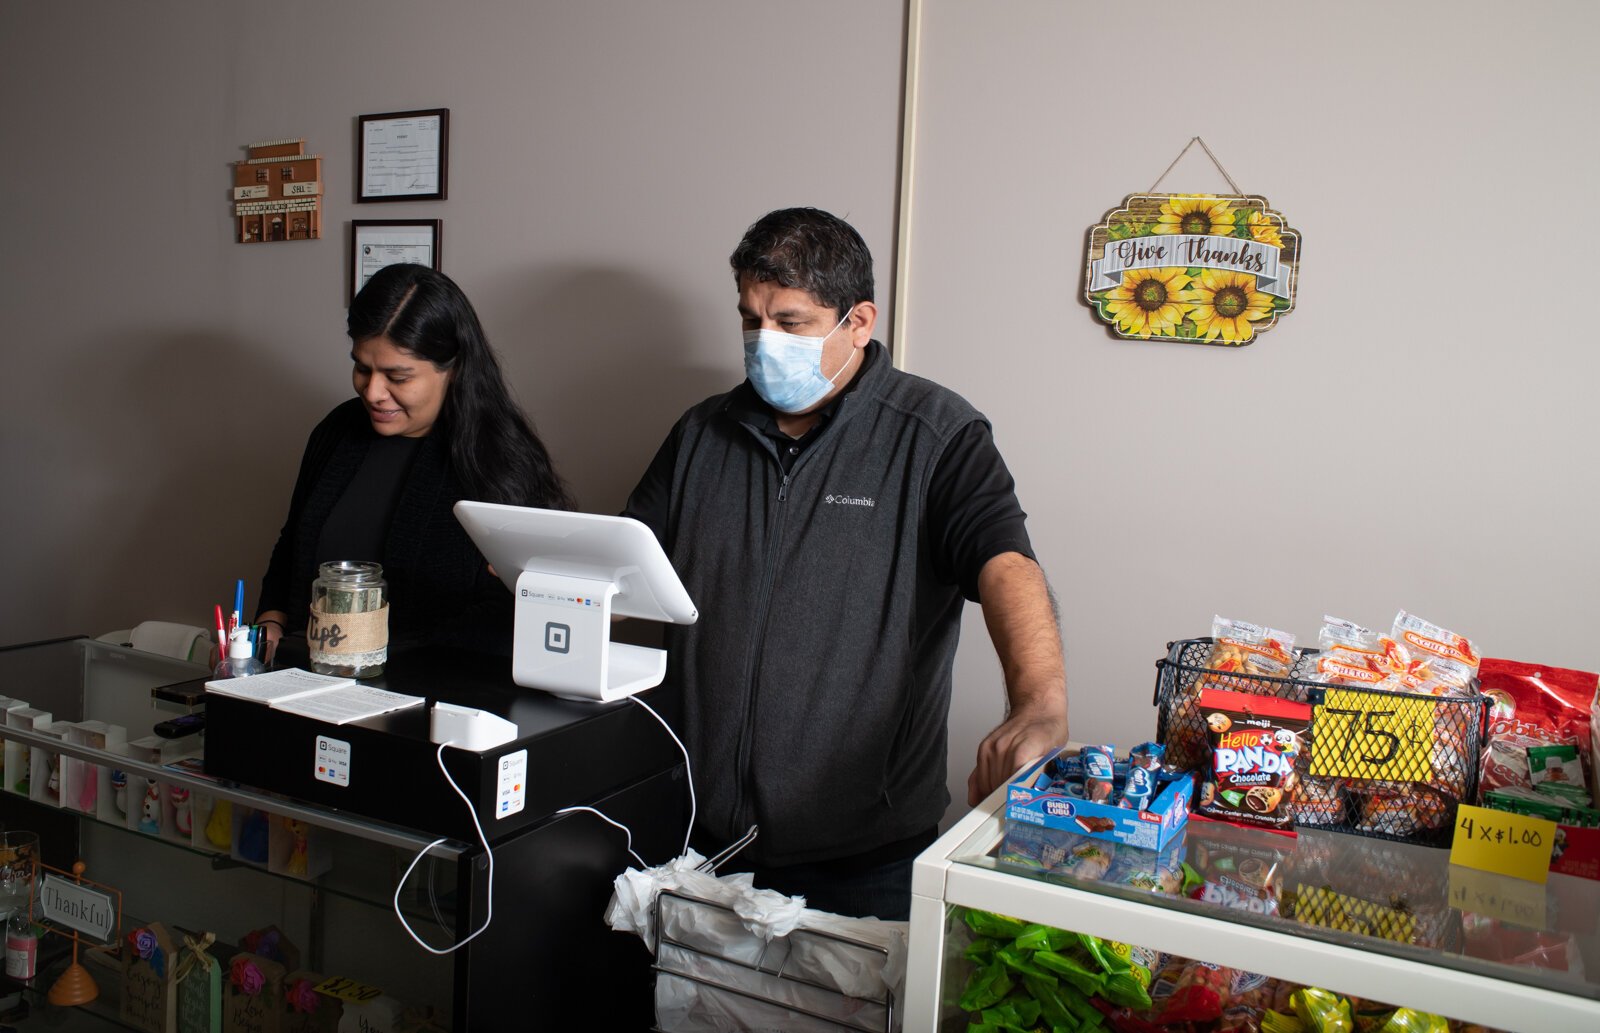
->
xmin=139 ymin=780 xmax=161 ymax=834
xmin=77 ymin=767 xmax=97 ymax=812
xmin=205 ymin=799 xmax=233 ymax=850
xmin=285 ymin=820 xmax=309 ymax=878
xmin=173 ymin=787 xmax=192 ymax=838
xmin=45 ymin=757 xmax=60 ymax=802
xmin=239 ymin=809 xmax=270 ymax=864
xmin=111 ymin=770 xmax=128 ymax=816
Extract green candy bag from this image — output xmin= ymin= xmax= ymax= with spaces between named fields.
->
xmin=1023 ymin=974 xmax=1079 ymax=1029
xmin=1290 ymin=987 xmax=1353 ymax=1033
xmin=1015 ymin=923 xmax=1076 ymax=952
xmin=959 ymin=959 xmax=1015 ymax=1012
xmin=1033 ymin=950 xmax=1105 ymax=995
xmin=962 ymin=909 xmax=1031 ymax=940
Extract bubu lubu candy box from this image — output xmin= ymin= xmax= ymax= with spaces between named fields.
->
xmin=1006 ymin=746 xmax=1192 ymax=851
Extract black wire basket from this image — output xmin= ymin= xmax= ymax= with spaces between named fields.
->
xmin=1153 ymin=638 xmax=1490 ymax=847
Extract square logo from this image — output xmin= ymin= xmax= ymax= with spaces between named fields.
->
xmin=545 ymin=621 xmax=570 ymax=653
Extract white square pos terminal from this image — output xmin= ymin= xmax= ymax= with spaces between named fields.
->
xmin=453 ymin=502 xmax=698 ymax=703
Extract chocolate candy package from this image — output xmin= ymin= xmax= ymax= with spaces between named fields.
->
xmin=1196 ymin=687 xmax=1312 ymax=833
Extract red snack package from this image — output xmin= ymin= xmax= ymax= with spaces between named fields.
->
xmin=1155 ymin=960 xmax=1235 ymax=1025
xmin=1478 ymin=658 xmax=1599 ymax=801
xmin=1196 ymin=688 xmax=1311 ymax=833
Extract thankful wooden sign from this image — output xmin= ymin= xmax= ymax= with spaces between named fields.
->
xmin=1084 ymin=193 xmax=1300 ymax=345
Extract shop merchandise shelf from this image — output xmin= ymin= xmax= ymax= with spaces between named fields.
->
xmin=652 ymin=890 xmax=897 ymax=1033
xmin=0 ymin=635 xmax=690 ymax=1030
xmin=1155 ymin=637 xmax=1490 ymax=846
xmin=905 ymin=786 xmax=1600 ymax=1031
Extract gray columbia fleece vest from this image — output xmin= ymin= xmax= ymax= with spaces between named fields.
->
xmin=658 ymin=342 xmax=986 ymax=866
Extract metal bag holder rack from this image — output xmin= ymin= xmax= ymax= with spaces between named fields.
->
xmin=650 ymin=889 xmax=897 ymax=1033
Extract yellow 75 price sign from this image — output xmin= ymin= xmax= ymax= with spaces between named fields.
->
xmin=1309 ymin=688 xmax=1435 ymax=781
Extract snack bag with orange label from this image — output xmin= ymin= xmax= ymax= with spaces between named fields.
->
xmin=1310 ymin=616 xmax=1391 ymax=688
xmin=1201 ymin=617 xmax=1299 ymax=694
xmin=1386 ymin=610 xmax=1479 ymax=697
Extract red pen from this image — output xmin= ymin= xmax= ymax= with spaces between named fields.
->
xmin=214 ymin=603 xmax=228 ymax=657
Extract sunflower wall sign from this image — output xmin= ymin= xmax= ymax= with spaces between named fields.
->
xmin=1085 ymin=194 xmax=1300 ymax=345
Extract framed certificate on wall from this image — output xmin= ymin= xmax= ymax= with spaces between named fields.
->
xmin=350 ymin=220 xmax=442 ymax=300
xmin=357 ymin=108 xmax=449 ymax=202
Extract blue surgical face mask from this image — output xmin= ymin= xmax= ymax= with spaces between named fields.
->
xmin=742 ymin=306 xmax=856 ymax=414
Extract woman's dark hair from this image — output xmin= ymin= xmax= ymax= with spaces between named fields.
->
xmin=729 ymin=207 xmax=875 ymax=319
xmin=348 ymin=264 xmax=574 ymax=509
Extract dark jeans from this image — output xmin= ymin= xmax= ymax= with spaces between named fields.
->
xmin=711 ymin=828 xmax=938 ymax=921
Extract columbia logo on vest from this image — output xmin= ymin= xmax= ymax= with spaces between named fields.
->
xmin=824 ymin=493 xmax=876 ymax=508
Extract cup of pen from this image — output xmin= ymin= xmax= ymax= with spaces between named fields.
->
xmin=307 ymin=561 xmax=388 ymax=678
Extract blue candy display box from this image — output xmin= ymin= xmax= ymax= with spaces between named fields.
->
xmin=1005 ymin=747 xmax=1192 ymax=851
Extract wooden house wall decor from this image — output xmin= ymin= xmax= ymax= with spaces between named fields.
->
xmin=231 ymin=140 xmax=323 ymax=244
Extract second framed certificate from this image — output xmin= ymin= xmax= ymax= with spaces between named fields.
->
xmin=351 ymin=220 xmax=442 ymax=300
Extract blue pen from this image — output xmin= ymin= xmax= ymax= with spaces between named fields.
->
xmin=233 ymin=579 xmax=245 ymax=630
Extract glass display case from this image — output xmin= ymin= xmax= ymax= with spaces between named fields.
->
xmin=0 ymin=636 xmax=462 ymax=1028
xmin=0 ymin=635 xmax=685 ymax=1030
xmin=906 ymin=785 xmax=1600 ymax=1031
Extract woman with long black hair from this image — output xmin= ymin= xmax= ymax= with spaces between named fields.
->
xmin=255 ymin=263 xmax=572 ymax=660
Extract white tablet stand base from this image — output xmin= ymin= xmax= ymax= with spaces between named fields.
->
xmin=512 ymin=571 xmax=667 ymax=703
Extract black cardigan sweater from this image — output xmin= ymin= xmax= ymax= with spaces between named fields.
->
xmin=257 ymin=399 xmax=512 ymax=655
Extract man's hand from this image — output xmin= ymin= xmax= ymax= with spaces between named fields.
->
xmin=966 ymin=552 xmax=1069 ymax=805
xmin=969 ymin=702 xmax=1068 ymax=805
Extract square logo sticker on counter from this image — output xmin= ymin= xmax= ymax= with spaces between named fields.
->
xmin=315 ymin=734 xmax=352 ymax=787
xmin=496 ymin=749 xmax=528 ymax=819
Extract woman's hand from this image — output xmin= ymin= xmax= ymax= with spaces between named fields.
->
xmin=257 ymin=610 xmax=289 ymax=666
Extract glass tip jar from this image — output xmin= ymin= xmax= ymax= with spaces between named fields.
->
xmin=308 ymin=560 xmax=388 ymax=678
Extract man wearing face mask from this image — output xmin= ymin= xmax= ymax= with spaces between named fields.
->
xmin=623 ymin=207 xmax=1067 ymax=920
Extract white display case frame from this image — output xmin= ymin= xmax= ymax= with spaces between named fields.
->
xmin=907 ymin=786 xmax=1600 ymax=1032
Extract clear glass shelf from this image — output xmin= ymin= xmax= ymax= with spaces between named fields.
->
xmin=949 ymin=812 xmax=1600 ymax=1003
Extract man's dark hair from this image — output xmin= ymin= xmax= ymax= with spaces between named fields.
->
xmin=729 ymin=208 xmax=874 ymax=319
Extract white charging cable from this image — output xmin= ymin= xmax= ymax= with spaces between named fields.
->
xmin=393 ymin=741 xmax=495 ymax=955
xmin=553 ymin=695 xmax=695 ymax=862
xmin=627 ymin=694 xmax=695 ymax=858
xmin=392 ymin=694 xmax=697 ymax=954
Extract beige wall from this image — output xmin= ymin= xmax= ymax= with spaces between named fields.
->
xmin=0 ymin=1 xmax=904 ymax=641
xmin=905 ymin=0 xmax=1600 ymax=822
xmin=7 ymin=0 xmax=1598 ymax=837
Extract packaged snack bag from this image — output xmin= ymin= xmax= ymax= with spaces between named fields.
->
xmin=1196 ymin=688 xmax=1312 ymax=833
xmin=1202 ymin=617 xmax=1300 ymax=693
xmin=1290 ymin=775 xmax=1346 ymax=827
xmin=1478 ymin=658 xmax=1598 ymax=801
xmin=1310 ymin=617 xmax=1391 ymax=688
xmin=1528 ymin=743 xmax=1591 ymax=806
xmin=1387 ymin=611 xmax=1479 ymax=696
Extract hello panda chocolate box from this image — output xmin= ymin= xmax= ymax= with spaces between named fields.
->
xmin=1192 ymin=688 xmax=1312 ymax=834
xmin=1007 ymin=747 xmax=1192 ymax=851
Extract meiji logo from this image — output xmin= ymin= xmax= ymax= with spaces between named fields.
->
xmin=823 ymin=493 xmax=876 ymax=507
xmin=1044 ymin=800 xmax=1075 ymax=818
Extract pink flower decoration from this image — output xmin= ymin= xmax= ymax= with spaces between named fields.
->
xmin=287 ymin=979 xmax=320 ymax=1014
xmin=230 ymin=955 xmax=265 ymax=996
xmin=130 ymin=927 xmax=157 ymax=960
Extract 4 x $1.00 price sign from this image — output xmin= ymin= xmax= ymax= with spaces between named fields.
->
xmin=1449 ymin=804 xmax=1556 ymax=884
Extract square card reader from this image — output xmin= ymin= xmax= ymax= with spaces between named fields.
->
xmin=454 ymin=503 xmax=697 ymax=704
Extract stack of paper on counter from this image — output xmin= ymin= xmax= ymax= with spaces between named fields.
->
xmin=205 ymin=669 xmax=424 ymax=725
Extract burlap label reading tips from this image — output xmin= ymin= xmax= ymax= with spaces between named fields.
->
xmin=307 ymin=604 xmax=389 ymax=655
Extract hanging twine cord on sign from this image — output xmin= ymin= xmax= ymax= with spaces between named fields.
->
xmin=1149 ymin=136 xmax=1244 ymax=195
